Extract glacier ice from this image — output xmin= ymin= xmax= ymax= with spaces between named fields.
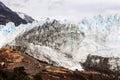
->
xmin=7 ymin=20 xmax=84 ymax=70
xmin=0 ymin=21 xmax=45 ymax=48
xmin=0 ymin=15 xmax=120 ymax=70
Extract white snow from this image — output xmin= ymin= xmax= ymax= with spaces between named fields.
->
xmin=17 ymin=12 xmax=25 ymax=19
xmin=26 ymin=43 xmax=83 ymax=70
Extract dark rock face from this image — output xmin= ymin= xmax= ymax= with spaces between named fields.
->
xmin=82 ymin=54 xmax=120 ymax=74
xmin=0 ymin=1 xmax=34 ymax=26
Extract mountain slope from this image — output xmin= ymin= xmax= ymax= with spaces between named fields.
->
xmin=0 ymin=1 xmax=34 ymax=26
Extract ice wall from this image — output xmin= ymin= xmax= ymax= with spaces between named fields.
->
xmin=0 ymin=15 xmax=120 ymax=70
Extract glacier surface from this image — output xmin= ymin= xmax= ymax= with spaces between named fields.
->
xmin=0 ymin=15 xmax=120 ymax=70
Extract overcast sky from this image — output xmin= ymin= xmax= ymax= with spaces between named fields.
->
xmin=1 ymin=0 xmax=120 ymax=22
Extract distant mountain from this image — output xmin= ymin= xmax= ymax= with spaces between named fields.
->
xmin=0 ymin=1 xmax=34 ymax=26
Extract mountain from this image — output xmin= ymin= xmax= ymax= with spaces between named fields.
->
xmin=0 ymin=1 xmax=120 ymax=80
xmin=0 ymin=3 xmax=120 ymax=78
xmin=0 ymin=1 xmax=34 ymax=26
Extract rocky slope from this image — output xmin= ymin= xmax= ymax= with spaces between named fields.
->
xmin=0 ymin=48 xmax=23 ymax=63
xmin=0 ymin=1 xmax=34 ymax=26
xmin=0 ymin=48 xmax=112 ymax=80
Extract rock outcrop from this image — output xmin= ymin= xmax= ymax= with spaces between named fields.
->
xmin=82 ymin=54 xmax=120 ymax=74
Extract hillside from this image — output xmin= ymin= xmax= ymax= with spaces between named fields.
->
xmin=0 ymin=48 xmax=112 ymax=80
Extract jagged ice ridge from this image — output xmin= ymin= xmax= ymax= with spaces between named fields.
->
xmin=0 ymin=15 xmax=120 ymax=70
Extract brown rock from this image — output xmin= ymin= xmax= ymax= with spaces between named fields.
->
xmin=0 ymin=48 xmax=24 ymax=63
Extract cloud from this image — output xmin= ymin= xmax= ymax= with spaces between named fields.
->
xmin=48 ymin=0 xmax=64 ymax=9
xmin=1 ymin=0 xmax=120 ymax=22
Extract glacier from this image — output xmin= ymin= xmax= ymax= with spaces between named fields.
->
xmin=0 ymin=15 xmax=120 ymax=70
xmin=0 ymin=20 xmax=49 ymax=48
